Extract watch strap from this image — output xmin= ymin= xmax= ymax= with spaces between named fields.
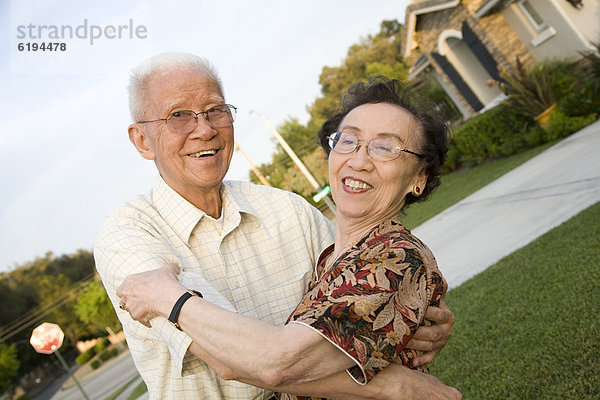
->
xmin=168 ymin=289 xmax=203 ymax=330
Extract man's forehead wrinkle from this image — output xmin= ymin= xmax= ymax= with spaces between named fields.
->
xmin=152 ymin=86 xmax=224 ymax=115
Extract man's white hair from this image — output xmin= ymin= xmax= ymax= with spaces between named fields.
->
xmin=128 ymin=52 xmax=224 ymax=122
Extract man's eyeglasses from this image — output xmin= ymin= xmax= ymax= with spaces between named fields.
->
xmin=328 ymin=132 xmax=425 ymax=161
xmin=137 ymin=104 xmax=237 ymax=134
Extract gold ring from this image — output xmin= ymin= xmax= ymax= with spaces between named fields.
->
xmin=119 ymin=301 xmax=126 ymax=310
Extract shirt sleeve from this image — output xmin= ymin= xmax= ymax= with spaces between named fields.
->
xmin=290 ymin=191 xmax=335 ymax=260
xmin=288 ymin=245 xmax=445 ymax=384
xmin=93 ymin=207 xmax=200 ymax=377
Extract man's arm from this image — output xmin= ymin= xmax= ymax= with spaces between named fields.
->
xmin=186 ymin=341 xmax=461 ymax=400
xmin=407 ymin=299 xmax=455 ymax=366
xmin=119 ymin=265 xmax=461 ymax=399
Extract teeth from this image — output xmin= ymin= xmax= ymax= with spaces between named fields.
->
xmin=344 ymin=178 xmax=372 ymax=190
xmin=189 ymin=150 xmax=217 ymax=157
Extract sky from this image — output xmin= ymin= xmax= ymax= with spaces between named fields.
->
xmin=0 ymin=0 xmax=410 ymax=272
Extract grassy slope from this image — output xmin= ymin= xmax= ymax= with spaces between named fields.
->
xmin=431 ymin=202 xmax=600 ymax=399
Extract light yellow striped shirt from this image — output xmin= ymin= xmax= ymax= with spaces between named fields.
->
xmin=94 ymin=177 xmax=334 ymax=399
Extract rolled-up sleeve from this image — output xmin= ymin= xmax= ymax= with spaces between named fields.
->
xmin=94 ymin=209 xmax=200 ymax=378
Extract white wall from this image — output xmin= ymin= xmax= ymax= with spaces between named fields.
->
xmin=502 ymin=0 xmax=594 ymax=61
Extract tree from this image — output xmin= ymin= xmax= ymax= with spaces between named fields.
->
xmin=0 ymin=250 xmax=99 ymax=391
xmin=279 ymin=148 xmax=329 ymax=199
xmin=75 ymin=281 xmax=121 ymax=333
xmin=253 ymin=117 xmax=320 ymax=188
xmin=0 ymin=343 xmax=19 ymax=393
xmin=309 ymin=20 xmax=407 ymax=122
xmin=250 ymin=19 xmax=409 ymax=203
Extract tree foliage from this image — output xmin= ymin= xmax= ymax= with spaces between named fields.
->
xmin=251 ymin=20 xmax=408 ymax=204
xmin=0 ymin=250 xmax=98 ymax=382
xmin=75 ymin=281 xmax=121 ymax=332
xmin=0 ymin=343 xmax=20 ymax=392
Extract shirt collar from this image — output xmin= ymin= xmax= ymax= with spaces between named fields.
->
xmin=221 ymin=181 xmax=262 ymax=233
xmin=152 ymin=177 xmax=205 ymax=244
xmin=152 ymin=177 xmax=261 ymax=244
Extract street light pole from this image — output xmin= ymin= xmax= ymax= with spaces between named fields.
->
xmin=250 ymin=110 xmax=336 ymax=215
xmin=234 ymin=142 xmax=271 ymax=187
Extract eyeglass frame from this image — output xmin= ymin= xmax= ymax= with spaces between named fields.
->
xmin=136 ymin=104 xmax=237 ymax=132
xmin=327 ymin=131 xmax=425 ymax=161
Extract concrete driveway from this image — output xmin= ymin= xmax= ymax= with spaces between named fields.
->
xmin=413 ymin=119 xmax=600 ymax=289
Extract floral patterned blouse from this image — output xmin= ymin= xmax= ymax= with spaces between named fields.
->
xmin=277 ymin=218 xmax=446 ymax=400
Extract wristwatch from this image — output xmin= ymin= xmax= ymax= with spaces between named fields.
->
xmin=167 ymin=289 xmax=203 ymax=330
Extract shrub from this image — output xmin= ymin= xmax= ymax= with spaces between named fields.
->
xmin=98 ymin=349 xmax=112 ymax=362
xmin=544 ymin=110 xmax=596 ymax=141
xmin=500 ymin=58 xmax=575 ymax=119
xmin=75 ymin=351 xmax=91 ymax=365
xmin=98 ymin=347 xmax=119 ymax=362
xmin=560 ymin=82 xmax=600 ymax=118
xmin=90 ymin=360 xmax=101 ymax=370
xmin=15 ymin=395 xmax=30 ymax=400
xmin=93 ymin=337 xmax=108 ymax=353
xmin=560 ymin=40 xmax=600 ymax=119
xmin=449 ymin=104 xmax=536 ymax=168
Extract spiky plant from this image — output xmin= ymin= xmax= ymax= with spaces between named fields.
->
xmin=499 ymin=57 xmax=560 ymax=119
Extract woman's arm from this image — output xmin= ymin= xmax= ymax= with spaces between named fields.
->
xmin=119 ymin=264 xmax=460 ymax=399
xmin=187 ymin=340 xmax=461 ymax=400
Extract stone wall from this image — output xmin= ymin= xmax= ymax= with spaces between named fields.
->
xmin=407 ymin=0 xmax=536 ymax=113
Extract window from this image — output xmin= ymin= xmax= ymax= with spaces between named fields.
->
xmin=518 ymin=0 xmax=546 ymax=31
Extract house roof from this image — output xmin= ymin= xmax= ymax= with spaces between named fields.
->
xmin=408 ymin=54 xmax=431 ymax=81
xmin=403 ymin=0 xmax=460 ymax=58
xmin=474 ymin=0 xmax=506 ymax=18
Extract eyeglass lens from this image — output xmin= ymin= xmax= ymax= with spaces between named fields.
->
xmin=167 ymin=105 xmax=236 ymax=133
xmin=329 ymin=132 xmax=403 ymax=161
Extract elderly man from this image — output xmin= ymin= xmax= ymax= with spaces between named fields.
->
xmin=95 ymin=53 xmax=458 ymax=399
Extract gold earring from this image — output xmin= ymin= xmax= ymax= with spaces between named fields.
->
xmin=412 ymin=185 xmax=421 ymax=196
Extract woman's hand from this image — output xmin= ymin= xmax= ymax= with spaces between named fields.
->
xmin=116 ymin=263 xmax=187 ymax=327
xmin=407 ymin=298 xmax=455 ymax=366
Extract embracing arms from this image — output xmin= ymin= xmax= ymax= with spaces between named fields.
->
xmin=118 ymin=264 xmax=460 ymax=399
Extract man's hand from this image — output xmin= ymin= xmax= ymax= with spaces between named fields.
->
xmin=340 ymin=362 xmax=461 ymax=400
xmin=407 ymin=298 xmax=455 ymax=366
xmin=116 ymin=263 xmax=186 ymax=327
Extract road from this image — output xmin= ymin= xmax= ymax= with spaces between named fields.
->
xmin=414 ymin=119 xmax=600 ymax=289
xmin=50 ymin=350 xmax=139 ymax=400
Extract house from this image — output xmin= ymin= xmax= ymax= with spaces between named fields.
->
xmin=402 ymin=0 xmax=599 ymax=118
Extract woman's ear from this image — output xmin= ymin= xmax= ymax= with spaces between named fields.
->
xmin=414 ymin=169 xmax=428 ymax=197
xmin=128 ymin=124 xmax=156 ymax=160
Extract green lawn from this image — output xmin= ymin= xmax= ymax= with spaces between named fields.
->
xmin=103 ymin=376 xmax=138 ymax=400
xmin=431 ymin=201 xmax=600 ymax=399
xmin=402 ymin=142 xmax=556 ymax=229
xmin=126 ymin=380 xmax=147 ymax=400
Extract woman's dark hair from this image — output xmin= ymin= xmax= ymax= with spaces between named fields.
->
xmin=317 ymin=76 xmax=451 ymax=208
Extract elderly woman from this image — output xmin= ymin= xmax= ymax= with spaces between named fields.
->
xmin=118 ymin=77 xmax=457 ymax=399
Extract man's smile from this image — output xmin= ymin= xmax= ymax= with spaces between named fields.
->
xmin=187 ymin=149 xmax=218 ymax=158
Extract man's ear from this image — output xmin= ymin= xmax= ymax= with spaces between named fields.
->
xmin=128 ymin=124 xmax=155 ymax=160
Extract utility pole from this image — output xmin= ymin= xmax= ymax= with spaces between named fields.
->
xmin=250 ymin=110 xmax=336 ymax=215
xmin=234 ymin=142 xmax=271 ymax=186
